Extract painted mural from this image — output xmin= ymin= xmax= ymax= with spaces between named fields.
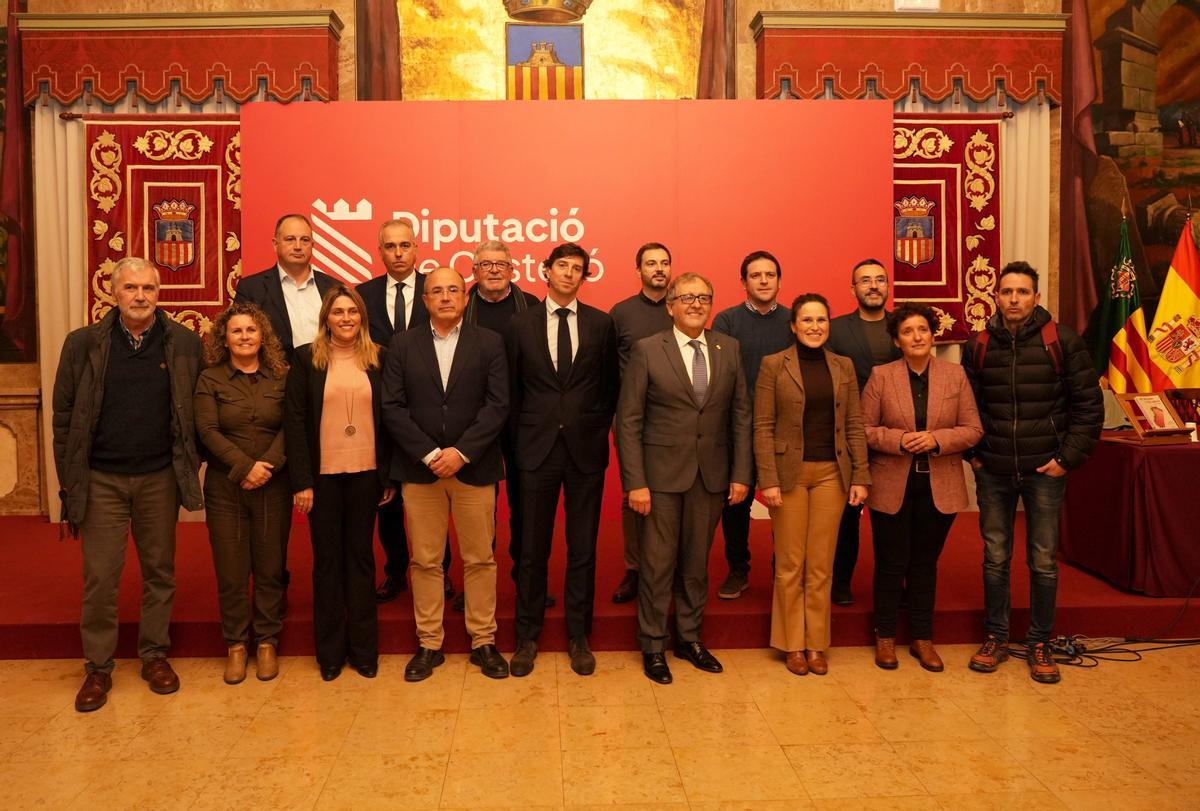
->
xmin=1087 ymin=0 xmax=1200 ymax=293
xmin=399 ymin=0 xmax=703 ymax=101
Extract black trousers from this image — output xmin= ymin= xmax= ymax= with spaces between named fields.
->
xmin=868 ymin=471 xmax=956 ymax=639
xmin=832 ymin=502 xmax=864 ymax=590
xmin=311 ymin=471 xmax=382 ymax=668
xmin=515 ymin=435 xmax=604 ymax=642
xmin=720 ymin=495 xmax=753 ymax=575
xmin=378 ymin=491 xmax=451 ymax=579
xmin=501 ymin=439 xmax=524 ymax=584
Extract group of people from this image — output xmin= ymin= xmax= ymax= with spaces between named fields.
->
xmin=53 ymin=212 xmax=1103 ymax=713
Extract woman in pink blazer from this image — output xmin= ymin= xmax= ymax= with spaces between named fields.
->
xmin=861 ymin=304 xmax=982 ymax=672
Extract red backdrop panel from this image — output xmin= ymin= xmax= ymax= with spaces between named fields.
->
xmin=240 ymin=100 xmax=894 ymax=319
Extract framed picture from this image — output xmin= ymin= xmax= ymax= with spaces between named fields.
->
xmin=1115 ymin=392 xmax=1193 ymax=444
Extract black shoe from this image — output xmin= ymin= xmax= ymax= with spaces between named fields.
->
xmin=375 ymin=575 xmax=407 ymax=604
xmin=612 ymin=570 xmax=638 ymax=604
xmin=404 ymin=647 xmax=445 ymax=682
xmin=510 ymin=640 xmax=538 ymax=677
xmin=643 ymin=652 xmax=672 ymax=684
xmin=831 ymin=583 xmax=854 ymax=606
xmin=443 ymin=573 xmax=455 ymax=598
xmin=545 ymin=594 xmax=557 ymax=609
xmin=568 ymin=636 xmax=596 ymax=676
xmin=717 ymin=570 xmax=749 ymax=600
xmin=673 ymin=640 xmax=723 ymax=673
xmin=470 ymin=644 xmax=510 ymax=679
xmin=319 ymin=663 xmax=342 ymax=682
xmin=452 ymin=592 xmax=465 ymax=612
xmin=350 ymin=660 xmax=378 ymax=678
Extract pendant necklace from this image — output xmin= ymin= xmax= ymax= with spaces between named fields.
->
xmin=344 ymin=390 xmax=356 ymax=437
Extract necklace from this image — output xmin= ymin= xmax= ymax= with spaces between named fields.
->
xmin=344 ymin=390 xmax=356 ymax=437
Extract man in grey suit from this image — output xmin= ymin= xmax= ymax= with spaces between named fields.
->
xmin=616 ymin=272 xmax=753 ymax=684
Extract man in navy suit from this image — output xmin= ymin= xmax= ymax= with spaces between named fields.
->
xmin=234 ymin=214 xmax=336 ymax=359
xmin=356 ymin=219 xmax=451 ymax=604
xmin=383 ymin=266 xmax=511 ymax=681
xmin=506 ymin=243 xmax=619 ymax=678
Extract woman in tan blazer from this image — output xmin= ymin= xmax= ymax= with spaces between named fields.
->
xmin=755 ymin=293 xmax=870 ymax=676
xmin=861 ymin=304 xmax=982 ymax=672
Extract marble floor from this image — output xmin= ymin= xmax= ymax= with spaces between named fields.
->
xmin=1 ymin=643 xmax=1198 ymax=810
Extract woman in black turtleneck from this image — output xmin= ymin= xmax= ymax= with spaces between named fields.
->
xmin=754 ymin=294 xmax=870 ymax=676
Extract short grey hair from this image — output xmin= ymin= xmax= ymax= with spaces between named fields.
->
xmin=473 ymin=240 xmax=511 ymax=262
xmin=378 ymin=218 xmax=416 ymax=244
xmin=112 ymin=257 xmax=160 ymax=287
xmin=667 ymin=272 xmax=713 ymax=300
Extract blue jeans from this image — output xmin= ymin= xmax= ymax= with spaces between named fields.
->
xmin=974 ymin=468 xmax=1067 ymax=644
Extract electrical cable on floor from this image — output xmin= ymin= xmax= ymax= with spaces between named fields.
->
xmin=1005 ymin=573 xmax=1200 ymax=669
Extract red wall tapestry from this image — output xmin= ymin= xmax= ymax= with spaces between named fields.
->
xmin=893 ymin=114 xmax=1003 ymax=342
xmin=85 ymin=115 xmax=242 ymax=334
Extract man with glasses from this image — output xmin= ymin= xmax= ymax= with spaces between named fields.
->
xmin=616 ymin=273 xmax=752 ymax=683
xmin=608 ymin=242 xmax=674 ymax=604
xmin=357 ymin=219 xmax=453 ymax=604
xmin=459 ymin=240 xmax=540 ymax=612
xmin=710 ymin=251 xmax=793 ymax=600
xmin=827 ymin=258 xmax=901 ymax=606
xmin=507 ymin=243 xmax=619 ymax=677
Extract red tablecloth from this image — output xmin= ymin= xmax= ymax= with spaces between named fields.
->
xmin=1060 ymin=438 xmax=1200 ymax=597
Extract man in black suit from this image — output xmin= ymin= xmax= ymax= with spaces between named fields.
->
xmin=382 ymin=267 xmax=511 ymax=682
xmin=507 ymin=242 xmax=619 ymax=677
xmin=234 ymin=214 xmax=336 ymax=359
xmin=826 ymin=258 xmax=900 ymax=605
xmin=234 ymin=213 xmax=336 ymax=600
xmin=355 ymin=219 xmax=451 ymax=604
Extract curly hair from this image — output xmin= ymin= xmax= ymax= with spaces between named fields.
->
xmin=886 ymin=303 xmax=937 ymax=340
xmin=203 ymin=301 xmax=289 ymax=378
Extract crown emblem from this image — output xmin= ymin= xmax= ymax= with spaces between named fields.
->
xmin=894 ymin=196 xmax=936 ymax=218
xmin=313 ymin=198 xmax=373 ymax=221
xmin=503 ymin=0 xmax=592 ymax=24
xmin=152 ymin=199 xmax=196 ymax=221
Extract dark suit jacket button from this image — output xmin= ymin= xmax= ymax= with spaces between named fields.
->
xmin=442 ymin=405 xmax=448 ymax=410
xmin=558 ymin=424 xmax=565 ymax=430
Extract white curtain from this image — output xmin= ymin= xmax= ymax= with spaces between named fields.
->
xmin=35 ymin=92 xmax=244 ymax=521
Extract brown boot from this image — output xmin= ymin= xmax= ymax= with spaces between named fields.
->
xmin=224 ymin=644 xmax=247 ymax=685
xmin=785 ymin=650 xmax=808 ymax=676
xmin=874 ymin=636 xmax=898 ymax=670
xmin=256 ymin=642 xmax=279 ymax=681
xmin=75 ymin=670 xmax=112 ymax=713
xmin=806 ymin=649 xmax=828 ymax=676
xmin=968 ymin=635 xmax=1009 ymax=673
xmin=909 ymin=640 xmax=944 ymax=672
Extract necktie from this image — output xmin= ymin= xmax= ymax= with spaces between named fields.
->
xmin=689 ymin=339 xmax=708 ymax=402
xmin=393 ymin=280 xmax=406 ymax=333
xmin=556 ymin=308 xmax=572 ymax=385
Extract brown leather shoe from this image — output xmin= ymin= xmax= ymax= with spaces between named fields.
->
xmin=141 ymin=657 xmax=180 ymax=695
xmin=875 ymin=636 xmax=899 ymax=670
xmin=909 ymin=640 xmax=944 ymax=672
xmin=806 ymin=649 xmax=829 ymax=676
xmin=256 ymin=642 xmax=279 ymax=681
xmin=785 ymin=651 xmax=808 ymax=676
xmin=75 ymin=670 xmax=112 ymax=712
xmin=969 ymin=635 xmax=1009 ymax=673
xmin=224 ymin=644 xmax=247 ymax=685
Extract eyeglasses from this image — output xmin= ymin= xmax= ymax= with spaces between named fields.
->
xmin=855 ymin=276 xmax=888 ymax=287
xmin=475 ymin=261 xmax=512 ymax=272
xmin=671 ymin=293 xmax=713 ymax=305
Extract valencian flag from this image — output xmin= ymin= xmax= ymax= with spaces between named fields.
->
xmin=1093 ymin=218 xmax=1140 ymax=376
xmin=1109 ymin=219 xmax=1200 ymax=392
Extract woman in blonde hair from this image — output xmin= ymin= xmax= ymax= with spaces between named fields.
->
xmin=285 ymin=285 xmax=394 ymax=681
xmin=196 ymin=301 xmax=291 ymax=684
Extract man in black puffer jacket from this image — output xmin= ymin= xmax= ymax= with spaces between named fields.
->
xmin=962 ymin=262 xmax=1102 ymax=684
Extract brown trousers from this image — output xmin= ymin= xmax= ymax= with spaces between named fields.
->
xmin=769 ymin=462 xmax=846 ymax=652
xmin=403 ymin=477 xmax=497 ymax=650
xmin=80 ymin=466 xmax=180 ymax=672
xmin=203 ymin=470 xmax=290 ymax=647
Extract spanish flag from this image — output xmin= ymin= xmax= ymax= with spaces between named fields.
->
xmin=1145 ymin=220 xmax=1200 ymax=387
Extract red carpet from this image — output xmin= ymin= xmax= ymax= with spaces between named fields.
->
xmin=2 ymin=498 xmax=1197 ymax=659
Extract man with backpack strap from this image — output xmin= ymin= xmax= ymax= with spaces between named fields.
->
xmin=962 ymin=261 xmax=1102 ymax=684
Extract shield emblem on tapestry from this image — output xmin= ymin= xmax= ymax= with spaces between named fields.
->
xmin=152 ymin=199 xmax=197 ymax=272
xmin=894 ymin=196 xmax=936 ymax=268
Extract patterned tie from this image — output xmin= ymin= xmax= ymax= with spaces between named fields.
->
xmin=689 ymin=339 xmax=708 ymax=402
xmin=393 ymin=280 xmax=406 ymax=333
xmin=556 ymin=308 xmax=572 ymax=385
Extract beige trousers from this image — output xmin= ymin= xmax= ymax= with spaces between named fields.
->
xmin=769 ymin=462 xmax=846 ymax=652
xmin=402 ymin=477 xmax=497 ymax=649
